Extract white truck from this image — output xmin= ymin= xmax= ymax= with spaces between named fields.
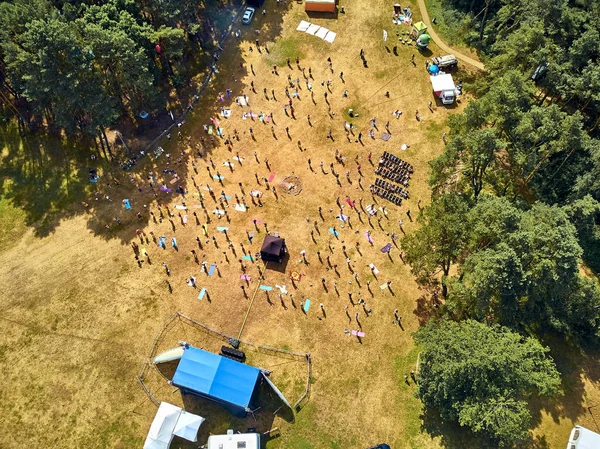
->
xmin=566 ymin=425 xmax=600 ymax=449
xmin=432 ymin=54 xmax=458 ymax=70
xmin=430 ymin=73 xmax=458 ymax=105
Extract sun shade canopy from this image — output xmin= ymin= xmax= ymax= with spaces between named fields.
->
xmin=172 ymin=347 xmax=261 ymax=415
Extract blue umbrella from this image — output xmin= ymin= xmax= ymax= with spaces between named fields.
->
xmin=428 ymin=64 xmax=440 ymax=74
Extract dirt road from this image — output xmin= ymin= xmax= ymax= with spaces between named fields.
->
xmin=416 ymin=0 xmax=486 ymax=71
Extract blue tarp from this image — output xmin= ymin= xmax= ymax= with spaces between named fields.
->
xmin=172 ymin=347 xmax=260 ymax=415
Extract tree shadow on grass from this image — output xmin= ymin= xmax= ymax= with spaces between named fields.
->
xmin=527 ymin=334 xmax=600 ymax=431
xmin=0 ymin=124 xmax=94 ymax=237
xmin=421 ymin=405 xmax=553 ymax=449
xmin=2 ymin=0 xmax=296 ymax=248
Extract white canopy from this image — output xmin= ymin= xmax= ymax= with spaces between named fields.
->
xmin=143 ymin=402 xmax=205 ymax=449
xmin=430 ymin=73 xmax=455 ymax=92
xmin=173 ymin=410 xmax=205 ymax=442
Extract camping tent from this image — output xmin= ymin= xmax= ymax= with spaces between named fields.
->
xmin=260 ymin=235 xmax=286 ymax=263
xmin=143 ymin=402 xmax=205 ymax=449
xmin=173 ymin=411 xmax=205 ymax=442
xmin=412 ymin=21 xmax=428 ymax=38
xmin=172 ymin=347 xmax=261 ymax=417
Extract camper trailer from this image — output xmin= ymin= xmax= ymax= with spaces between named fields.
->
xmin=207 ymin=430 xmax=260 ymax=449
xmin=566 ymin=426 xmax=600 ymax=449
xmin=430 ymin=73 xmax=458 ymax=105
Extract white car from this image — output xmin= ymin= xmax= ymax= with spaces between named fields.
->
xmin=242 ymin=7 xmax=255 ymax=25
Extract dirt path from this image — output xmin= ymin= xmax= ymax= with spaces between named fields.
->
xmin=416 ymin=0 xmax=486 ymax=71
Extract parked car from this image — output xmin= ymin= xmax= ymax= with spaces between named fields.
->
xmin=242 ymin=7 xmax=255 ymax=24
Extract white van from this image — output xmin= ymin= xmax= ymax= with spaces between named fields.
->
xmin=566 ymin=425 xmax=600 ymax=449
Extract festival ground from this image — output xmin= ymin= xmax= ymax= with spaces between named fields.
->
xmin=0 ymin=0 xmax=598 ymax=448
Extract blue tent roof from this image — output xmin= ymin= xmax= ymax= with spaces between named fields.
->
xmin=172 ymin=347 xmax=260 ymax=412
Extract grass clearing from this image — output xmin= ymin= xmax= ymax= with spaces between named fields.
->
xmin=0 ymin=0 xmax=595 ymax=448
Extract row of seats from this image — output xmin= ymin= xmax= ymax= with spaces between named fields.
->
xmin=375 ymin=166 xmax=410 ymax=186
xmin=370 ymin=185 xmax=403 ymax=205
xmin=375 ymin=178 xmax=409 ymax=197
xmin=381 ymin=151 xmax=414 ymax=172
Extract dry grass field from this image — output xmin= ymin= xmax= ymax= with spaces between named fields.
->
xmin=0 ymin=0 xmax=598 ymax=448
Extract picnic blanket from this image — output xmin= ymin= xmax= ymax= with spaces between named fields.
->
xmin=365 ymin=232 xmax=374 ymax=243
xmin=240 ymin=274 xmax=252 ymax=281
xmin=268 ymin=173 xmax=276 ymax=182
xmin=208 ymin=264 xmax=216 ymax=276
xmin=123 ymin=199 xmax=131 ymax=210
xmin=182 ymin=214 xmax=188 ymax=224
xmin=174 ymin=205 xmax=187 ymax=210
xmin=275 ymin=284 xmax=288 ymax=295
xmin=337 ymin=214 xmax=349 ymax=223
xmin=234 ymin=204 xmax=247 ymax=212
xmin=351 ymin=330 xmax=366 ymax=337
xmin=213 ymin=174 xmax=224 ymax=181
xmin=221 ymin=109 xmax=232 ymax=118
xmin=171 ymin=237 xmax=177 ymax=248
xmin=158 ymin=236 xmax=166 ymax=248
xmin=242 ymin=255 xmax=254 ymax=261
xmin=198 ymin=288 xmax=207 ymax=300
xmin=260 ymin=285 xmax=273 ymax=291
xmin=365 ymin=204 xmax=377 ymax=215
xmin=381 ymin=133 xmax=391 ymax=141
xmin=217 ymin=226 xmax=229 ymax=232
xmin=368 ymin=263 xmax=379 ymax=275
xmin=329 ymin=227 xmax=340 ymax=237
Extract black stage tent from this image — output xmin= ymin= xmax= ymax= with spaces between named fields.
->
xmin=260 ymin=235 xmax=286 ymax=263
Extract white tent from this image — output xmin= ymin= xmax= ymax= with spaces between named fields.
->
xmin=144 ymin=402 xmax=205 ymax=449
xmin=144 ymin=403 xmax=181 ymax=449
xmin=173 ymin=410 xmax=205 ymax=442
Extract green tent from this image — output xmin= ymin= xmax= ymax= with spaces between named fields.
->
xmin=417 ymin=33 xmax=431 ymax=44
xmin=412 ymin=21 xmax=428 ymax=37
xmin=416 ymin=33 xmax=431 ymax=49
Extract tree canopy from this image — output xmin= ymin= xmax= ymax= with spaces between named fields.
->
xmin=415 ymin=319 xmax=562 ymax=447
xmin=0 ymin=0 xmax=219 ymax=140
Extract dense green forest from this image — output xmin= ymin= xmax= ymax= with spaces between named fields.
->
xmin=409 ymin=0 xmax=600 ymax=445
xmin=0 ymin=0 xmax=232 ymax=147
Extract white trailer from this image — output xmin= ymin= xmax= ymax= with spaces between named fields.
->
xmin=430 ymin=73 xmax=457 ymax=105
xmin=566 ymin=426 xmax=600 ymax=449
xmin=207 ymin=430 xmax=260 ymax=449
